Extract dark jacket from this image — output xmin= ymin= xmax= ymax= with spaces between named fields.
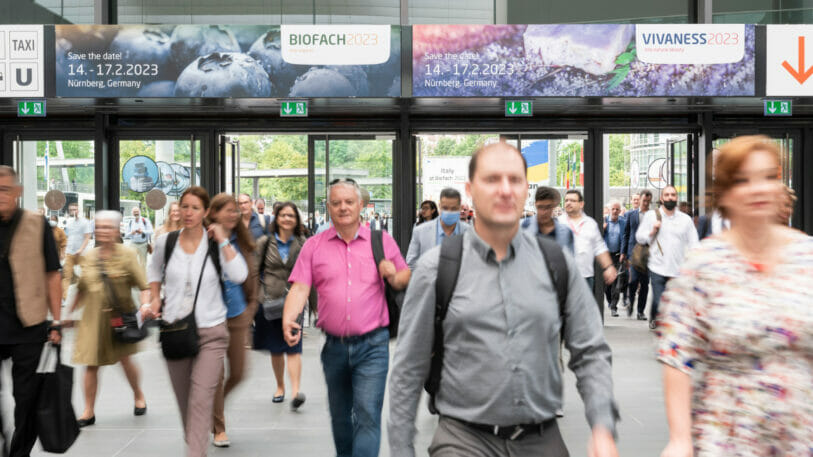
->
xmin=623 ymin=209 xmax=642 ymax=258
xmin=696 ymin=214 xmax=712 ymax=240
xmin=603 ymin=215 xmax=626 ymax=254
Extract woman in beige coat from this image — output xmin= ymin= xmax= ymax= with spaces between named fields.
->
xmin=69 ymin=210 xmax=149 ymax=427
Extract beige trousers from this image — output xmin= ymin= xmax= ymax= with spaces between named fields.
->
xmin=166 ymin=323 xmax=229 ymax=457
xmin=211 ymin=307 xmax=254 ymax=435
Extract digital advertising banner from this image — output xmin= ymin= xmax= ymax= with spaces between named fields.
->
xmin=55 ymin=25 xmax=401 ymax=98
xmin=413 ymin=24 xmax=755 ymax=97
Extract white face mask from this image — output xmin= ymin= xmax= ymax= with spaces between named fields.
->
xmin=49 ymin=220 xmax=58 ymax=227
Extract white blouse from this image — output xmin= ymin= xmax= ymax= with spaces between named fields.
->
xmin=148 ymin=229 xmax=248 ymax=328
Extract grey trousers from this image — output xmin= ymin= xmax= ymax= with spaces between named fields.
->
xmin=166 ymin=323 xmax=230 ymax=457
xmin=429 ymin=417 xmax=569 ymax=457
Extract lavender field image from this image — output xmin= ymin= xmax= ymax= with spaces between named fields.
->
xmin=413 ymin=24 xmax=755 ymax=97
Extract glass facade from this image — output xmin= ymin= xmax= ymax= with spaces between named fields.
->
xmin=505 ymin=0 xmax=688 ymax=24
xmin=713 ymin=0 xmax=813 ymax=23
xmin=2 ymin=0 xmax=95 ymax=24
xmin=117 ymin=0 xmax=399 ymax=25
xmin=409 ymin=0 xmax=493 ymax=24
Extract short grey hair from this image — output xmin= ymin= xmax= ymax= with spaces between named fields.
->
xmin=607 ymin=199 xmax=622 ymax=209
xmin=95 ymin=210 xmax=122 ymax=226
xmin=0 ymin=165 xmax=20 ymax=185
xmin=328 ymin=179 xmax=362 ymax=202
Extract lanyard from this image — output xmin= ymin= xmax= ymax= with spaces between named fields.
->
xmin=567 ymin=218 xmax=584 ymax=237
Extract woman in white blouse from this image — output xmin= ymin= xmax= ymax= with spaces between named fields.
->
xmin=143 ymin=186 xmax=247 ymax=457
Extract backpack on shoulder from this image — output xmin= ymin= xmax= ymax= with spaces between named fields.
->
xmin=371 ymin=230 xmax=405 ymax=339
xmin=425 ymin=233 xmax=569 ymax=414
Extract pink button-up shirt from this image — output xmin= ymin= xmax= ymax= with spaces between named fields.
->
xmin=289 ymin=225 xmax=408 ymax=337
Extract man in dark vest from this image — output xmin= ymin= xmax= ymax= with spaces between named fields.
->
xmin=0 ymin=165 xmax=63 ymax=457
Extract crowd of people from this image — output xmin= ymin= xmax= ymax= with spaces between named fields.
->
xmin=0 ymin=134 xmax=810 ymax=457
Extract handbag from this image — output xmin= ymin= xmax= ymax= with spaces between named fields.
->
xmin=262 ymin=290 xmax=308 ymax=321
xmin=630 ymin=209 xmax=662 ymax=273
xmin=158 ymin=248 xmax=210 ymax=360
xmin=35 ymin=343 xmax=80 ymax=453
xmin=98 ymin=259 xmax=147 ymax=344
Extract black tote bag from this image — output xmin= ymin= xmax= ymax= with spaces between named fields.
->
xmin=35 ymin=343 xmax=80 ymax=453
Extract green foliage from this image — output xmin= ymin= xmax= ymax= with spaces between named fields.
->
xmin=607 ymin=43 xmax=636 ymax=90
xmin=555 ymin=141 xmax=582 ymax=187
xmin=608 ymin=134 xmax=630 ymax=187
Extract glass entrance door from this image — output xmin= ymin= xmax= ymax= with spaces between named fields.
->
xmin=11 ymin=137 xmax=95 ymax=221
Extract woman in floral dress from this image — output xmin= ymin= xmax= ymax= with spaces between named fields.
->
xmin=658 ymin=135 xmax=813 ymax=457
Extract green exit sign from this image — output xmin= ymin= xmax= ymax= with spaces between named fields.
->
xmin=764 ymin=100 xmax=791 ymax=116
xmin=505 ymin=100 xmax=532 ymax=117
xmin=17 ymin=100 xmax=46 ymax=117
xmin=281 ymin=101 xmax=308 ymax=117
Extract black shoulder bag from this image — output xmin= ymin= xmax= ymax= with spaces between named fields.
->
xmin=98 ymin=258 xmax=147 ymax=344
xmin=158 ymin=231 xmax=215 ymax=360
xmin=371 ymin=230 xmax=405 ymax=339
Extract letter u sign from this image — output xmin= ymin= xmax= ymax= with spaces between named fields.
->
xmin=16 ymin=67 xmax=32 ymax=86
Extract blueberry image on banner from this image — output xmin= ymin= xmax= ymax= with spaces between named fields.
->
xmin=225 ymin=25 xmax=272 ymax=53
xmin=174 ymin=52 xmax=272 ymax=97
xmin=289 ymin=68 xmax=355 ymax=97
xmin=170 ymin=25 xmax=241 ymax=72
xmin=109 ymin=26 xmax=175 ymax=79
xmin=326 ymin=65 xmax=370 ymax=96
xmin=363 ymin=27 xmax=401 ymax=96
xmin=122 ymin=156 xmax=159 ymax=193
xmin=249 ymin=31 xmax=308 ymax=97
xmin=137 ymin=81 xmax=176 ymax=97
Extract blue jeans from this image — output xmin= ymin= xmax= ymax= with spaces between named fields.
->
xmin=649 ymin=271 xmax=671 ymax=322
xmin=321 ymin=328 xmax=389 ymax=457
xmin=628 ymin=267 xmax=650 ymax=315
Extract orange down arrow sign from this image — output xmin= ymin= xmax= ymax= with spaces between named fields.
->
xmin=782 ymin=36 xmax=813 ymax=84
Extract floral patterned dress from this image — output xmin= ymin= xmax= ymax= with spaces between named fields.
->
xmin=657 ymin=234 xmax=813 ymax=456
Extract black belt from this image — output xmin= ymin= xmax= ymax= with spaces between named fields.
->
xmin=447 ymin=416 xmax=556 ymax=441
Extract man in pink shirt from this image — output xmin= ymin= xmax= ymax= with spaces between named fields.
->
xmin=283 ymin=178 xmax=410 ymax=457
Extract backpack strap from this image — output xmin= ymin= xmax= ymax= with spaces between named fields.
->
xmin=425 ymin=233 xmax=465 ymax=414
xmin=371 ymin=229 xmax=385 ymax=268
xmin=164 ymin=230 xmax=180 ymax=274
xmin=535 ymin=234 xmax=569 ymax=336
xmin=208 ymin=237 xmax=224 ymax=292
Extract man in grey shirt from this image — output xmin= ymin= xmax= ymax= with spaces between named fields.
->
xmin=388 ymin=142 xmax=619 ymax=457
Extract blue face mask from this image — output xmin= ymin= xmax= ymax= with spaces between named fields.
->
xmin=440 ymin=211 xmax=459 ymax=226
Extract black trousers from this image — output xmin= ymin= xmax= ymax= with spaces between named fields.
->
xmin=604 ymin=252 xmax=622 ymax=310
xmin=0 ymin=342 xmax=44 ymax=457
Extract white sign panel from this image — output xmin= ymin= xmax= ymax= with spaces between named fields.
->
xmin=281 ymin=25 xmax=391 ymax=65
xmin=421 ymin=156 xmax=471 ymax=206
xmin=636 ymin=24 xmax=745 ymax=65
xmin=767 ymin=25 xmax=813 ymax=96
xmin=0 ymin=25 xmax=44 ymax=98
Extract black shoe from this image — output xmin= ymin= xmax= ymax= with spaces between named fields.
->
xmin=627 ymin=302 xmax=634 ymax=317
xmin=649 ymin=319 xmax=657 ymax=330
xmin=291 ymin=392 xmax=306 ymax=411
xmin=77 ymin=416 xmax=95 ymax=428
xmin=272 ymin=393 xmax=285 ymax=403
xmin=134 ymin=405 xmax=147 ymax=416
xmin=636 ymin=313 xmax=647 ymax=321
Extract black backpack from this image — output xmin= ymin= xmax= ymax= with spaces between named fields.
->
xmin=371 ymin=230 xmax=405 ymax=339
xmin=425 ymin=233 xmax=569 ymax=414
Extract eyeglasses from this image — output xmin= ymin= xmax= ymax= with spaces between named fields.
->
xmin=329 ymin=178 xmax=357 ymax=185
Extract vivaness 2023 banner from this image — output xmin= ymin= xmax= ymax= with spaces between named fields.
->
xmin=55 ymin=25 xmax=401 ymax=97
xmin=413 ymin=24 xmax=755 ymax=97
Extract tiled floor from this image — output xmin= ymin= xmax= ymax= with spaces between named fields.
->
xmin=2 ymin=309 xmax=667 ymax=457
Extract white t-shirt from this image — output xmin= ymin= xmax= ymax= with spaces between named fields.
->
xmin=65 ymin=217 xmax=92 ymax=255
xmin=148 ymin=229 xmax=248 ymax=328
xmin=558 ymin=213 xmax=608 ymax=278
xmin=635 ymin=208 xmax=700 ymax=277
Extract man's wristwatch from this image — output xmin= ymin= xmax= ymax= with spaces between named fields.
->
xmin=48 ymin=320 xmax=63 ymax=333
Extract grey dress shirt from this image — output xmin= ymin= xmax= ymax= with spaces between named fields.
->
xmin=388 ymin=228 xmax=618 ymax=457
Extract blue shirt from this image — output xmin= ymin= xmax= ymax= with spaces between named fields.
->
xmin=524 ymin=218 xmax=575 ymax=255
xmin=222 ymin=235 xmax=247 ymax=318
xmin=435 ymin=220 xmax=464 ymax=245
xmin=275 ymin=233 xmax=293 ymax=263
xmin=604 ymin=216 xmax=625 ymax=254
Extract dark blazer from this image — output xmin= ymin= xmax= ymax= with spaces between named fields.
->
xmin=623 ymin=209 xmax=642 ymax=257
xmin=696 ymin=214 xmax=712 ymax=240
xmin=603 ymin=215 xmax=626 ymax=254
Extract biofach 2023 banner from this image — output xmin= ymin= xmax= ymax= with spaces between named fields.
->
xmin=413 ymin=24 xmax=755 ymax=97
xmin=55 ymin=25 xmax=401 ymax=97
